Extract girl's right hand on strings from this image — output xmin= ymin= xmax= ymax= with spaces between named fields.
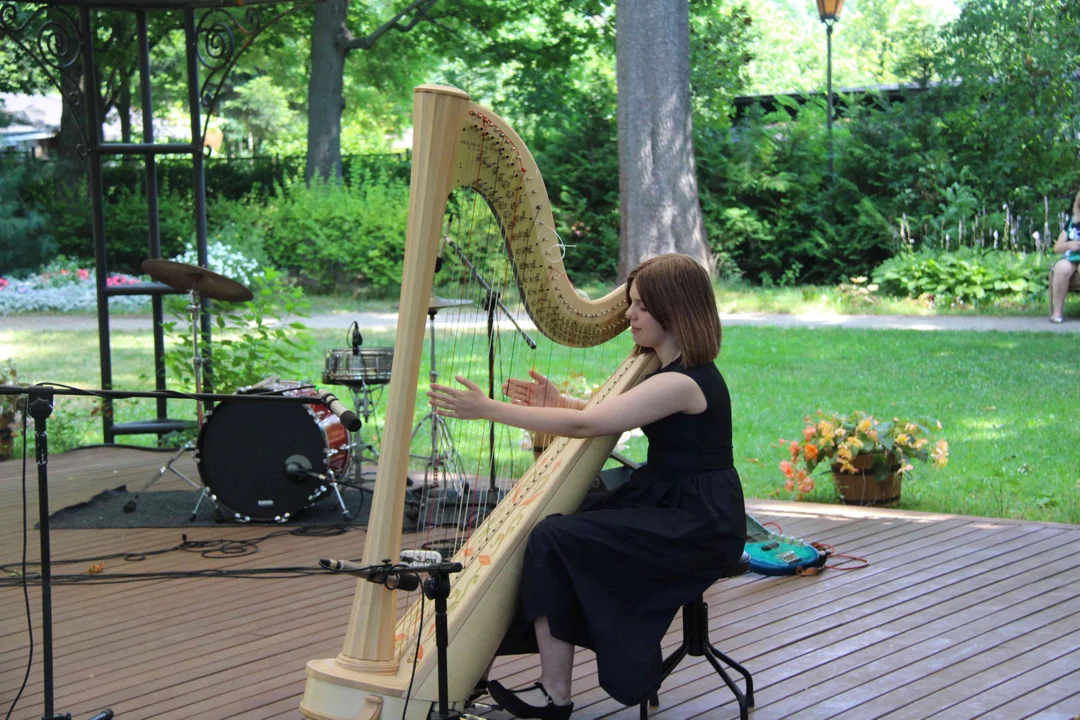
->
xmin=502 ymin=369 xmax=561 ymax=408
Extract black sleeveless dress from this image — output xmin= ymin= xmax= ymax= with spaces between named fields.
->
xmin=497 ymin=358 xmax=746 ymax=706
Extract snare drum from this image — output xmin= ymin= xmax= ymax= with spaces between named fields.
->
xmin=195 ymin=380 xmax=350 ymax=521
xmin=323 ymin=347 xmax=394 ymax=388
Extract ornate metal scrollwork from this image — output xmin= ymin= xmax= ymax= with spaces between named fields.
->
xmin=0 ymin=2 xmax=88 ymax=146
xmin=195 ymin=2 xmax=311 ymax=138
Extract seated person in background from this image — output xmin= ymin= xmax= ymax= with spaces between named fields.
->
xmin=1049 ymin=189 xmax=1080 ymax=323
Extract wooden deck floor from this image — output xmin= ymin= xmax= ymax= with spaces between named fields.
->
xmin=1 ymin=446 xmax=1078 ymax=720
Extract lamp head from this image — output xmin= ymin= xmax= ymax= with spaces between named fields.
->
xmin=816 ymin=0 xmax=844 ymax=22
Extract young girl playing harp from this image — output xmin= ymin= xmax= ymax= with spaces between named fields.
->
xmin=428 ymin=253 xmax=746 ymax=719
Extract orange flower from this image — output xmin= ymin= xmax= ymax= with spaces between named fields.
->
xmin=789 ymin=440 xmax=801 ymax=460
xmin=798 ymin=477 xmax=815 ymax=495
xmin=784 ymin=479 xmax=795 ymax=492
xmin=780 ymin=460 xmax=794 ymax=479
xmin=803 ymin=443 xmax=818 ymax=461
xmin=803 ymin=425 xmax=816 ymax=441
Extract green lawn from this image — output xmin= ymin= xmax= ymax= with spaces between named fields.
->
xmin=240 ymin=279 xmax=1080 ymax=319
xmin=1 ymin=324 xmax=1077 ymax=524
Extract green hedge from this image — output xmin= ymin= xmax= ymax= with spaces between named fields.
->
xmin=262 ymin=169 xmax=409 ymax=292
xmin=872 ymin=248 xmax=1049 ymax=306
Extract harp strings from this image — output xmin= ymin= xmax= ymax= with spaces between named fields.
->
xmin=395 ymin=107 xmax=627 ymax=656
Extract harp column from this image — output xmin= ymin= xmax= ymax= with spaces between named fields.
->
xmin=301 ymin=85 xmax=470 ymax=719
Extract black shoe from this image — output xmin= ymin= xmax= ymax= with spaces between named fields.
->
xmin=487 ymin=680 xmax=574 ymax=719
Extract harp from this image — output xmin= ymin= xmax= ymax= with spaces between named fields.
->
xmin=301 ymin=85 xmax=658 ymax=720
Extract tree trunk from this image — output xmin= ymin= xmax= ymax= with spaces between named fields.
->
xmin=615 ymin=0 xmax=711 ymax=280
xmin=55 ymin=56 xmax=87 ymax=199
xmin=117 ymin=74 xmax=132 ymax=144
xmin=305 ymin=0 xmax=348 ymax=183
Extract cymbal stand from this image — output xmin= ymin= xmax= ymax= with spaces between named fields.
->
xmin=410 ymin=306 xmax=470 ymax=525
xmin=124 ymin=290 xmax=205 ymax=517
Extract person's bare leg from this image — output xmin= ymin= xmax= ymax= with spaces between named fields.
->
xmin=1050 ymin=259 xmax=1074 ymax=320
xmin=509 ymin=616 xmax=574 ymax=707
xmin=536 ymin=616 xmax=574 ymax=703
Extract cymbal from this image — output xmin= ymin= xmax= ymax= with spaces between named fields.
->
xmin=141 ymin=259 xmax=254 ymax=302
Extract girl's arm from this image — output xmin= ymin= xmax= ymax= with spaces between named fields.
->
xmin=428 ymin=371 xmax=705 ymax=439
xmin=1054 ymin=228 xmax=1080 ymax=254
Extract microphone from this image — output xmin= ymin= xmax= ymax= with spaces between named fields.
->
xmin=284 ymin=454 xmax=326 ymax=484
xmin=349 ymin=320 xmax=363 ymax=355
xmin=320 ymin=559 xmax=421 ymax=591
xmin=316 ymin=388 xmax=362 ymax=432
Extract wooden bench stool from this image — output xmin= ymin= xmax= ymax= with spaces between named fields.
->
xmin=640 ymin=551 xmax=755 ymax=720
xmin=1048 ymin=261 xmax=1080 ymax=318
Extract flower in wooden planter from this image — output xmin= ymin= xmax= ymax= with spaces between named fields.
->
xmin=778 ymin=410 xmax=949 ymax=501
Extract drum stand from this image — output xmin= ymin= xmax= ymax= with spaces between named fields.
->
xmin=124 ymin=289 xmax=207 ymax=517
xmin=347 ymin=380 xmax=381 ymax=484
xmin=409 ymin=304 xmax=471 ymax=524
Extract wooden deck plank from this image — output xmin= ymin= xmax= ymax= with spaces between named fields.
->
xmin=731 ymin=569 xmax=1080 ymax=719
xmin=2 ymin=447 xmax=1079 ymax=720
xmin=597 ymin=534 xmax=1079 ymax=720
xmin=927 ymin=649 xmax=1080 ymax=719
xmin=869 ymin=627 xmax=1080 ymax=720
xmin=1016 ymin=683 xmax=1080 ymax=720
xmin=635 ymin=560 xmax=1080 ymax=720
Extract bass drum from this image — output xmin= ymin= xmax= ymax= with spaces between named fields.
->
xmin=196 ymin=383 xmax=350 ymax=522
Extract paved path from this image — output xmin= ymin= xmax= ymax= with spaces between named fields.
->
xmin=2 ymin=310 xmax=1078 ymax=333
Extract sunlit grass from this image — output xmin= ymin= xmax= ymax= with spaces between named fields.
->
xmin=2 ymin=324 xmax=1077 ymax=524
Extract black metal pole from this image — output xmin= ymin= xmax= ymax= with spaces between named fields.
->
xmin=28 ymin=389 xmax=70 ymax=720
xmin=184 ymin=7 xmax=213 ymax=398
xmin=826 ymin=21 xmax=834 ymax=181
xmin=80 ymin=6 xmax=114 ymax=443
xmin=422 ymin=566 xmax=463 ymax=720
xmin=486 ymin=290 xmax=497 ymax=494
xmin=137 ymin=10 xmax=170 ymax=432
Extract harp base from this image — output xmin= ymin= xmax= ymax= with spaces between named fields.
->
xmin=301 ymin=657 xmax=463 ymax=720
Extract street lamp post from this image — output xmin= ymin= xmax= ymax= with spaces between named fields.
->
xmin=817 ymin=0 xmax=844 ymax=180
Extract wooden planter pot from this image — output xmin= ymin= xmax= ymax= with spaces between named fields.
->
xmin=831 ymin=452 xmax=902 ymax=507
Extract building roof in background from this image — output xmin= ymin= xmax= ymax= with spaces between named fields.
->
xmin=0 ymin=93 xmax=62 ymax=146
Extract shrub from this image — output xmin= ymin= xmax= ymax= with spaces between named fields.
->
xmin=262 ymin=168 xmax=409 ymax=292
xmin=872 ymin=248 xmax=1048 ymax=306
xmin=171 ymin=235 xmax=262 ymax=287
xmin=0 ymin=163 xmax=55 ymax=275
xmin=164 ymin=268 xmax=313 ymax=394
xmin=0 ymin=359 xmax=24 ymax=461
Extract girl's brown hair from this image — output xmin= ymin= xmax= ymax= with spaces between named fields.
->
xmin=625 ymin=254 xmax=721 ymax=368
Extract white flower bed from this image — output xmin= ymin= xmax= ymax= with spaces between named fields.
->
xmin=0 ymin=273 xmax=149 ymax=315
xmin=0 ymin=241 xmax=263 ymax=316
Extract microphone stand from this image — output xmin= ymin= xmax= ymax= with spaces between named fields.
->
xmin=25 ymin=388 xmax=113 ymax=720
xmin=324 ymin=560 xmax=465 ymax=719
xmin=424 ymin=562 xmax=465 ymax=720
xmin=0 ymin=384 xmax=330 ymax=720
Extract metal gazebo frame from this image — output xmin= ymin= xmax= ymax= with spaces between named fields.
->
xmin=0 ymin=0 xmax=310 ymax=442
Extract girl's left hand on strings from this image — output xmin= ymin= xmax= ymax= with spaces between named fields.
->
xmin=428 ymin=376 xmax=490 ymax=420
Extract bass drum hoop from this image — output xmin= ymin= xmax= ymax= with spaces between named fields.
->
xmin=196 ymin=389 xmax=335 ymax=522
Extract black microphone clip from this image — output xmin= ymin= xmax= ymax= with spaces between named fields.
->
xmin=348 ymin=321 xmax=363 ymax=355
